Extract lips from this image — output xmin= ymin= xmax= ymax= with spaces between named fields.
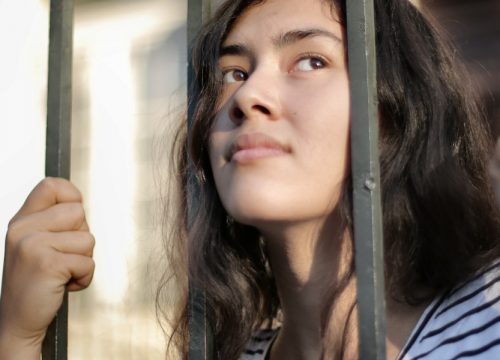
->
xmin=226 ymin=132 xmax=290 ymax=163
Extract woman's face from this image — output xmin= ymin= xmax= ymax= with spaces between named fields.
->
xmin=209 ymin=0 xmax=350 ymax=230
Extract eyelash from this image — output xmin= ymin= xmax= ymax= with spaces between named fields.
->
xmin=293 ymin=53 xmax=329 ymax=72
xmin=221 ymin=53 xmax=329 ymax=84
xmin=222 ymin=68 xmax=248 ymax=84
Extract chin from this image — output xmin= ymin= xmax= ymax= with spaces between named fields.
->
xmin=222 ymin=190 xmax=343 ymax=231
xmin=224 ymin=192 xmax=291 ymax=225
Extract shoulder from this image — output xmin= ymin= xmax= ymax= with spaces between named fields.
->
xmin=399 ymin=261 xmax=500 ymax=359
xmin=239 ymin=328 xmax=279 ymax=360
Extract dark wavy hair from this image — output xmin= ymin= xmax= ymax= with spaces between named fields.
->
xmin=157 ymin=0 xmax=500 ymax=358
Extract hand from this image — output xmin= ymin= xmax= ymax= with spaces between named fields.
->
xmin=0 ymin=177 xmax=95 ymax=359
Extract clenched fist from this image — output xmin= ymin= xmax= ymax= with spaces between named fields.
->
xmin=0 ymin=178 xmax=95 ymax=360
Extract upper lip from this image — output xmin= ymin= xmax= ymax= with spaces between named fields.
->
xmin=226 ymin=132 xmax=290 ymax=161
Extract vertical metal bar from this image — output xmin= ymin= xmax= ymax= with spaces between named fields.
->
xmin=187 ymin=0 xmax=213 ymax=359
xmin=42 ymin=0 xmax=74 ymax=359
xmin=346 ymin=1 xmax=387 ymax=359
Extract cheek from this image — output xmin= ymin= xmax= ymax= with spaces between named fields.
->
xmin=208 ymin=118 xmax=233 ymax=197
xmin=208 ymin=112 xmax=230 ymax=159
xmin=288 ymin=85 xmax=351 ymax=200
xmin=287 ymin=70 xmax=350 ymax=118
xmin=208 ymin=131 xmax=224 ymax=172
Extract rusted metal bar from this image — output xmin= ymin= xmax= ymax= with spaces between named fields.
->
xmin=42 ymin=0 xmax=74 ymax=359
xmin=346 ymin=0 xmax=387 ymax=359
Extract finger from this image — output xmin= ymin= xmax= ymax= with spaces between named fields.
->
xmin=12 ymin=178 xmax=83 ymax=221
xmin=80 ymin=217 xmax=89 ymax=232
xmin=10 ymin=202 xmax=86 ymax=234
xmin=47 ymin=231 xmax=95 ymax=257
xmin=61 ymin=254 xmax=95 ymax=292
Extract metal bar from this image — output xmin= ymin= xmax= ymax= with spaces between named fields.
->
xmin=188 ymin=284 xmax=212 ymax=360
xmin=187 ymin=0 xmax=213 ymax=359
xmin=42 ymin=0 xmax=74 ymax=359
xmin=346 ymin=1 xmax=387 ymax=359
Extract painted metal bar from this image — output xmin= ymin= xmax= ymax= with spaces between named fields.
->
xmin=346 ymin=1 xmax=387 ymax=359
xmin=42 ymin=0 xmax=74 ymax=359
xmin=187 ymin=0 xmax=213 ymax=359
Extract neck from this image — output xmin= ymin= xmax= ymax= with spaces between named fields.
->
xmin=261 ymin=216 xmax=430 ymax=360
xmin=261 ymin=212 xmax=354 ymax=360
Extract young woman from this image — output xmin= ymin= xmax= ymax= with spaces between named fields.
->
xmin=1 ymin=0 xmax=500 ymax=359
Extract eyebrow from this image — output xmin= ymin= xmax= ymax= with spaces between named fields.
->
xmin=219 ymin=44 xmax=253 ymax=58
xmin=273 ymin=28 xmax=342 ymax=48
xmin=219 ymin=28 xmax=342 ymax=58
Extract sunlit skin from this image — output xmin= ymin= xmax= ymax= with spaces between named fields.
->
xmin=209 ymin=3 xmax=350 ymax=235
xmin=209 ymin=0 xmax=428 ymax=359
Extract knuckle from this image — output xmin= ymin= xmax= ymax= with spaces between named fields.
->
xmin=7 ymin=215 xmax=17 ymax=229
xmin=6 ymin=231 xmax=60 ymax=277
xmin=87 ymin=233 xmax=96 ymax=249
xmin=79 ymin=232 xmax=95 ymax=253
xmin=88 ymin=257 xmax=96 ymax=271
xmin=87 ymin=259 xmax=96 ymax=278
xmin=6 ymin=219 xmax=27 ymax=245
xmin=71 ymin=203 xmax=86 ymax=223
xmin=5 ymin=224 xmax=19 ymax=245
xmin=40 ymin=177 xmax=83 ymax=202
xmin=16 ymin=234 xmax=39 ymax=261
xmin=57 ymin=203 xmax=85 ymax=228
xmin=38 ymin=252 xmax=58 ymax=274
xmin=39 ymin=177 xmax=58 ymax=193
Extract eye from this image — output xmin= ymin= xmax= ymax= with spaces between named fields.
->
xmin=222 ymin=69 xmax=248 ymax=84
xmin=295 ymin=56 xmax=326 ymax=72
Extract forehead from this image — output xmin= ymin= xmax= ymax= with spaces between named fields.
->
xmin=223 ymin=0 xmax=341 ymax=45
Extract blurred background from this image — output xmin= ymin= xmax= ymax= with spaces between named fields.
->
xmin=426 ymin=0 xmax=500 ymax=133
xmin=0 ymin=0 xmax=498 ymax=358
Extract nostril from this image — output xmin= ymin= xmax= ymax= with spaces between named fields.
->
xmin=232 ymin=107 xmax=244 ymax=121
xmin=230 ymin=104 xmax=272 ymax=125
xmin=254 ymin=105 xmax=271 ymax=115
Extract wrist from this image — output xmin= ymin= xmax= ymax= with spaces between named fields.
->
xmin=0 ymin=325 xmax=42 ymax=360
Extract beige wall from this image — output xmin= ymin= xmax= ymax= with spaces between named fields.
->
xmin=69 ymin=0 xmax=186 ymax=358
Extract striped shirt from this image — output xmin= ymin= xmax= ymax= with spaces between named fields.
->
xmin=240 ymin=329 xmax=279 ymax=360
xmin=240 ymin=262 xmax=500 ymax=360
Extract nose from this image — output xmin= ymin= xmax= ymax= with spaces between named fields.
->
xmin=229 ymin=68 xmax=280 ymax=126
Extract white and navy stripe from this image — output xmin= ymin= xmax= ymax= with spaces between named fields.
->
xmin=399 ymin=261 xmax=500 ymax=360
xmin=240 ymin=329 xmax=279 ymax=360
